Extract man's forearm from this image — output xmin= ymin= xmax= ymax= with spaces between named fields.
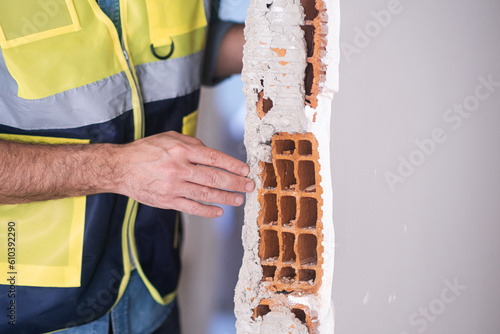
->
xmin=0 ymin=140 xmax=121 ymax=204
xmin=0 ymin=132 xmax=255 ymax=217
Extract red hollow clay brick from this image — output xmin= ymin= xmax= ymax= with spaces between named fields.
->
xmin=257 ymin=90 xmax=274 ymax=119
xmin=301 ymin=0 xmax=328 ymax=109
xmin=258 ymin=132 xmax=324 ymax=294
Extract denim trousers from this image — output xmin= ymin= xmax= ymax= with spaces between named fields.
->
xmin=58 ymin=270 xmax=180 ymax=334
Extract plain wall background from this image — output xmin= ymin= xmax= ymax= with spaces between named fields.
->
xmin=179 ymin=0 xmax=500 ymax=333
xmin=332 ymin=0 xmax=500 ymax=333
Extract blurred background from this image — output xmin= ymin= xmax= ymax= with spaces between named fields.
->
xmin=179 ymin=0 xmax=500 ymax=333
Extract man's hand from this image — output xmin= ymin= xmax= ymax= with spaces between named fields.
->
xmin=0 ymin=131 xmax=255 ymax=218
xmin=117 ymin=131 xmax=254 ymax=217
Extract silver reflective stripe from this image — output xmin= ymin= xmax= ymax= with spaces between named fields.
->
xmin=0 ymin=51 xmax=18 ymax=96
xmin=0 ymin=59 xmax=133 ymax=130
xmin=135 ymin=51 xmax=203 ymax=104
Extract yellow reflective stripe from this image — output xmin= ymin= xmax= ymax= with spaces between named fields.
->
xmin=162 ymin=289 xmax=177 ymax=305
xmin=182 ymin=110 xmax=199 ymax=137
xmin=109 ymin=198 xmax=136 ymax=310
xmin=0 ymin=134 xmax=88 ymax=288
xmin=145 ymin=0 xmax=207 ymax=48
xmin=0 ymin=0 xmax=81 ymax=49
xmin=0 ymin=133 xmax=88 ymax=145
xmin=127 ymin=203 xmax=177 ymax=305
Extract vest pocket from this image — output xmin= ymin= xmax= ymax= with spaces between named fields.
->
xmin=0 ymin=0 xmax=80 ymax=49
xmin=0 ymin=134 xmax=88 ymax=288
xmin=145 ymin=0 xmax=207 ymax=48
xmin=182 ymin=110 xmax=199 ymax=137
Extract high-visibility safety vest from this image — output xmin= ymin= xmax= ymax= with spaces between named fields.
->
xmin=0 ymin=0 xmax=208 ymax=332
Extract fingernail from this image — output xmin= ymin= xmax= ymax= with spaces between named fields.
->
xmin=245 ymin=181 xmax=254 ymax=192
xmin=235 ymin=195 xmax=244 ymax=205
xmin=241 ymin=166 xmax=250 ymax=176
xmin=217 ymin=208 xmax=224 ymax=216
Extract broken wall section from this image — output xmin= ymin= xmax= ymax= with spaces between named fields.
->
xmin=236 ymin=0 xmax=339 ymax=333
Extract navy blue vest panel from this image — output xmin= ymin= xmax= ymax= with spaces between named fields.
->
xmin=136 ymin=90 xmax=200 ymax=296
xmin=0 ymin=112 xmax=135 ymax=333
xmin=0 ymin=88 xmax=201 ymax=333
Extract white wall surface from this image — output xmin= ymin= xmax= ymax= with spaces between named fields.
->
xmin=332 ymin=1 xmax=500 ymax=334
xmin=179 ymin=0 xmax=500 ymax=333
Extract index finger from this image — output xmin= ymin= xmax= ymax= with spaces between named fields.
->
xmin=188 ymin=146 xmax=250 ymax=177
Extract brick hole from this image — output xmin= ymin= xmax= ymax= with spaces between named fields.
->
xmin=276 ymin=160 xmax=296 ymax=190
xmin=297 ymin=197 xmax=317 ymax=228
xmin=304 ymin=62 xmax=314 ymax=99
xmin=300 ymin=0 xmax=319 ymax=21
xmin=281 ymin=196 xmax=296 ymax=226
xmin=291 ymin=308 xmax=307 ymax=325
xmin=252 ymin=304 xmax=271 ymax=320
xmin=298 ymin=269 xmax=316 ymax=282
xmin=262 ymin=193 xmax=277 ymax=225
xmin=298 ymin=160 xmax=316 ymax=191
xmin=262 ymin=265 xmax=277 ymax=281
xmin=275 ymin=139 xmax=295 ymax=155
xmin=260 ymin=230 xmax=279 ymax=260
xmin=297 ymin=234 xmax=317 ymax=265
xmin=298 ymin=140 xmax=313 ymax=156
xmin=301 ymin=25 xmax=316 ymax=58
xmin=257 ymin=90 xmax=273 ymax=119
xmin=262 ymin=162 xmax=277 ymax=189
xmin=279 ymin=266 xmax=296 ymax=281
xmin=282 ymin=232 xmax=296 ymax=263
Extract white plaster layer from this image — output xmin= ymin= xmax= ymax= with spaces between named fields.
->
xmin=260 ymin=310 xmax=309 ymax=334
xmin=236 ymin=0 xmax=340 ymax=332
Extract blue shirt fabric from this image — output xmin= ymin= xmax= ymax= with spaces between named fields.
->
xmin=97 ymin=0 xmax=122 ymax=37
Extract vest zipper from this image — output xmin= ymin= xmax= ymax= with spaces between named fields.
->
xmin=120 ymin=44 xmax=144 ymax=271
xmin=121 ymin=45 xmax=145 ymax=138
xmin=118 ymin=0 xmax=145 ymax=274
xmin=89 ymin=0 xmax=145 ymax=309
